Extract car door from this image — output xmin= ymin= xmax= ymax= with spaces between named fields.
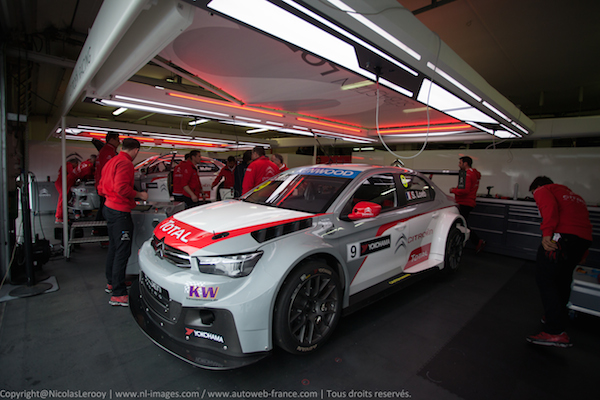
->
xmin=396 ymin=173 xmax=438 ymax=274
xmin=335 ymin=172 xmax=408 ymax=296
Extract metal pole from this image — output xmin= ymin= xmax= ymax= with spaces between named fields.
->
xmin=62 ymin=116 xmax=68 ymax=257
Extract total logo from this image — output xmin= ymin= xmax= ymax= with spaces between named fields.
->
xmin=185 ymin=328 xmax=224 ymax=344
xmin=158 ymin=220 xmax=193 ymax=243
xmin=404 ymin=243 xmax=431 ymax=270
xmin=186 ymin=285 xmax=219 ymax=300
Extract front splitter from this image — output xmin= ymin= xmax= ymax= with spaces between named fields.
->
xmin=129 ymin=280 xmax=271 ymax=370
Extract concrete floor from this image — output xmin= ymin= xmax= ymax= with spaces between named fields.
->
xmin=0 ymin=214 xmax=598 ymax=400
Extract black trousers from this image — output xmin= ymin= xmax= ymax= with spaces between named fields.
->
xmin=103 ymin=206 xmax=134 ymax=297
xmin=458 ymin=204 xmax=480 ymax=246
xmin=173 ymin=195 xmax=201 ymax=209
xmin=535 ymin=233 xmax=591 ymax=334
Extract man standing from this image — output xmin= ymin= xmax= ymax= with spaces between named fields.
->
xmin=95 ymin=132 xmax=120 ymax=222
xmin=98 ymin=138 xmax=148 ymax=306
xmin=234 ymin=150 xmax=252 ymax=198
xmin=75 ymin=154 xmax=96 ymax=181
xmin=242 ymin=146 xmax=278 ymax=194
xmin=449 ymin=156 xmax=485 ymax=253
xmin=270 ymin=153 xmax=289 ymax=172
xmin=172 ymin=150 xmax=203 ymax=208
xmin=54 ymin=157 xmax=79 ymax=223
xmin=211 ymin=156 xmax=236 ymax=200
xmin=526 ymin=176 xmax=592 ymax=347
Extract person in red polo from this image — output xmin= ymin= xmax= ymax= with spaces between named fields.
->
xmin=54 ymin=157 xmax=79 ymax=223
xmin=526 ymin=176 xmax=592 ymax=347
xmin=95 ymin=132 xmax=120 ymax=223
xmin=449 ymin=156 xmax=485 ymax=253
xmin=270 ymin=153 xmax=289 ymax=172
xmin=211 ymin=156 xmax=236 ymax=200
xmin=172 ymin=150 xmax=203 ymax=209
xmin=75 ymin=154 xmax=96 ymax=181
xmin=242 ymin=146 xmax=278 ymax=195
xmin=97 ymin=138 xmax=148 ymax=307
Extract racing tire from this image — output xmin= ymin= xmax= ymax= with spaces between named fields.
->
xmin=443 ymin=225 xmax=464 ymax=275
xmin=273 ymin=261 xmax=343 ymax=354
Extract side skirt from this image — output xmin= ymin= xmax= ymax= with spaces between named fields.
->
xmin=343 ymin=268 xmax=439 ymax=316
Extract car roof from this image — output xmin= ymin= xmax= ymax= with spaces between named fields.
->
xmin=290 ymin=163 xmax=416 ymax=176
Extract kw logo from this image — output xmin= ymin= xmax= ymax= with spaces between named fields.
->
xmin=187 ymin=285 xmax=219 ymax=300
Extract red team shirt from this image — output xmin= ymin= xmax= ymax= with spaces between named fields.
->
xmin=172 ymin=160 xmax=201 ymax=198
xmin=242 ymin=156 xmax=278 ymax=194
xmin=95 ymin=142 xmax=117 ymax=187
xmin=97 ymin=152 xmax=137 ymax=213
xmin=450 ymin=168 xmax=481 ymax=208
xmin=533 ymin=183 xmax=592 ymax=241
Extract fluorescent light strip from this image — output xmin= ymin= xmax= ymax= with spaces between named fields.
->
xmin=281 ymin=0 xmax=418 ymax=77
xmin=235 ymin=116 xmax=262 ymax=122
xmin=417 ymin=80 xmax=497 ymax=124
xmin=77 ymin=125 xmax=138 ymax=135
xmin=312 ymin=129 xmax=375 ymax=143
xmin=328 ymin=0 xmax=421 ymax=61
xmin=483 ymin=101 xmax=510 ymax=122
xmin=379 ymin=77 xmax=413 ymax=97
xmin=296 ymin=117 xmax=361 ymax=133
xmin=266 ymin=121 xmax=285 ymax=126
xmin=114 ymin=95 xmax=230 ymax=117
xmin=494 ymin=130 xmax=516 ymax=139
xmin=277 ymin=128 xmax=315 ymax=136
xmin=112 ymin=107 xmax=128 ymax=116
xmin=381 ymin=124 xmax=471 ymax=134
xmin=292 ymin=125 xmax=310 ymax=130
xmin=341 ymin=80 xmax=374 ymax=90
xmin=426 ymin=62 xmax=482 ymax=102
xmin=168 ymin=92 xmax=284 ymax=117
xmin=246 ymin=128 xmax=270 ymax=134
xmin=101 ymin=99 xmax=185 ymax=116
xmin=188 ymin=119 xmax=209 ymax=125
xmin=511 ymin=121 xmax=529 ymax=134
xmin=500 ymin=124 xmax=522 ymax=137
xmin=386 ymin=131 xmax=468 ymax=138
xmin=466 ymin=121 xmax=494 ymax=135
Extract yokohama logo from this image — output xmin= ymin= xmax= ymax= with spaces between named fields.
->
xmin=185 ymin=328 xmax=224 ymax=343
xmin=360 ymin=236 xmax=391 ymax=256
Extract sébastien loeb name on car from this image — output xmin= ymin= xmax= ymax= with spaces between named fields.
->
xmin=159 ymin=220 xmax=192 ymax=243
xmin=347 ymin=235 xmax=391 ymax=261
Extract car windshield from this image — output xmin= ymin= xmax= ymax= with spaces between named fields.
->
xmin=243 ymin=173 xmax=352 ymax=213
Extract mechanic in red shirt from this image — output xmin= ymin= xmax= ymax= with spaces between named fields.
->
xmin=95 ymin=132 xmax=120 ymax=223
xmin=449 ymin=156 xmax=485 ymax=253
xmin=54 ymin=157 xmax=79 ymax=223
xmin=211 ymin=156 xmax=236 ymax=200
xmin=242 ymin=146 xmax=279 ymax=195
xmin=97 ymin=138 xmax=148 ymax=307
xmin=74 ymin=154 xmax=96 ymax=181
xmin=526 ymin=176 xmax=592 ymax=347
xmin=172 ymin=150 xmax=203 ymax=209
xmin=270 ymin=153 xmax=289 ymax=172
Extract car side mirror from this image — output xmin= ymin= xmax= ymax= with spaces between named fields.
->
xmin=347 ymin=201 xmax=381 ymax=220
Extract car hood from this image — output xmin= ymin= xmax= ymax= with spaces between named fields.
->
xmin=153 ymin=200 xmax=315 ymax=253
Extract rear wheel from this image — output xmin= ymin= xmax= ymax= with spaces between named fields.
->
xmin=273 ymin=261 xmax=342 ymax=354
xmin=443 ymin=226 xmax=464 ymax=275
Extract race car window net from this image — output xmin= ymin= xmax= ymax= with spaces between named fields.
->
xmin=244 ymin=174 xmax=351 ymax=214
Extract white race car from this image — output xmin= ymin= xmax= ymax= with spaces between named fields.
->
xmin=134 ymin=153 xmax=224 ymax=202
xmin=130 ymin=164 xmax=468 ymax=369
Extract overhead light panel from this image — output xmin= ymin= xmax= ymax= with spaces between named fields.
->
xmin=189 ymin=119 xmax=209 ymax=125
xmin=112 ymin=107 xmax=128 ymax=116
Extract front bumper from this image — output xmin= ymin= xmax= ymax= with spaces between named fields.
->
xmin=129 ymin=277 xmax=270 ymax=370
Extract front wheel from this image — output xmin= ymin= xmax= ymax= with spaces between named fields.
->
xmin=273 ymin=261 xmax=342 ymax=354
xmin=443 ymin=226 xmax=464 ymax=275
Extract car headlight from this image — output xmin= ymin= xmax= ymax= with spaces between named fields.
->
xmin=195 ymin=252 xmax=263 ymax=278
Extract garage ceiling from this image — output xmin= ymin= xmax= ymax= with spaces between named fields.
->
xmin=2 ymin=0 xmax=600 ymax=148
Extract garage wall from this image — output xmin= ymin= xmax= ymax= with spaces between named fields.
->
xmin=353 ymin=147 xmax=600 ymax=206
